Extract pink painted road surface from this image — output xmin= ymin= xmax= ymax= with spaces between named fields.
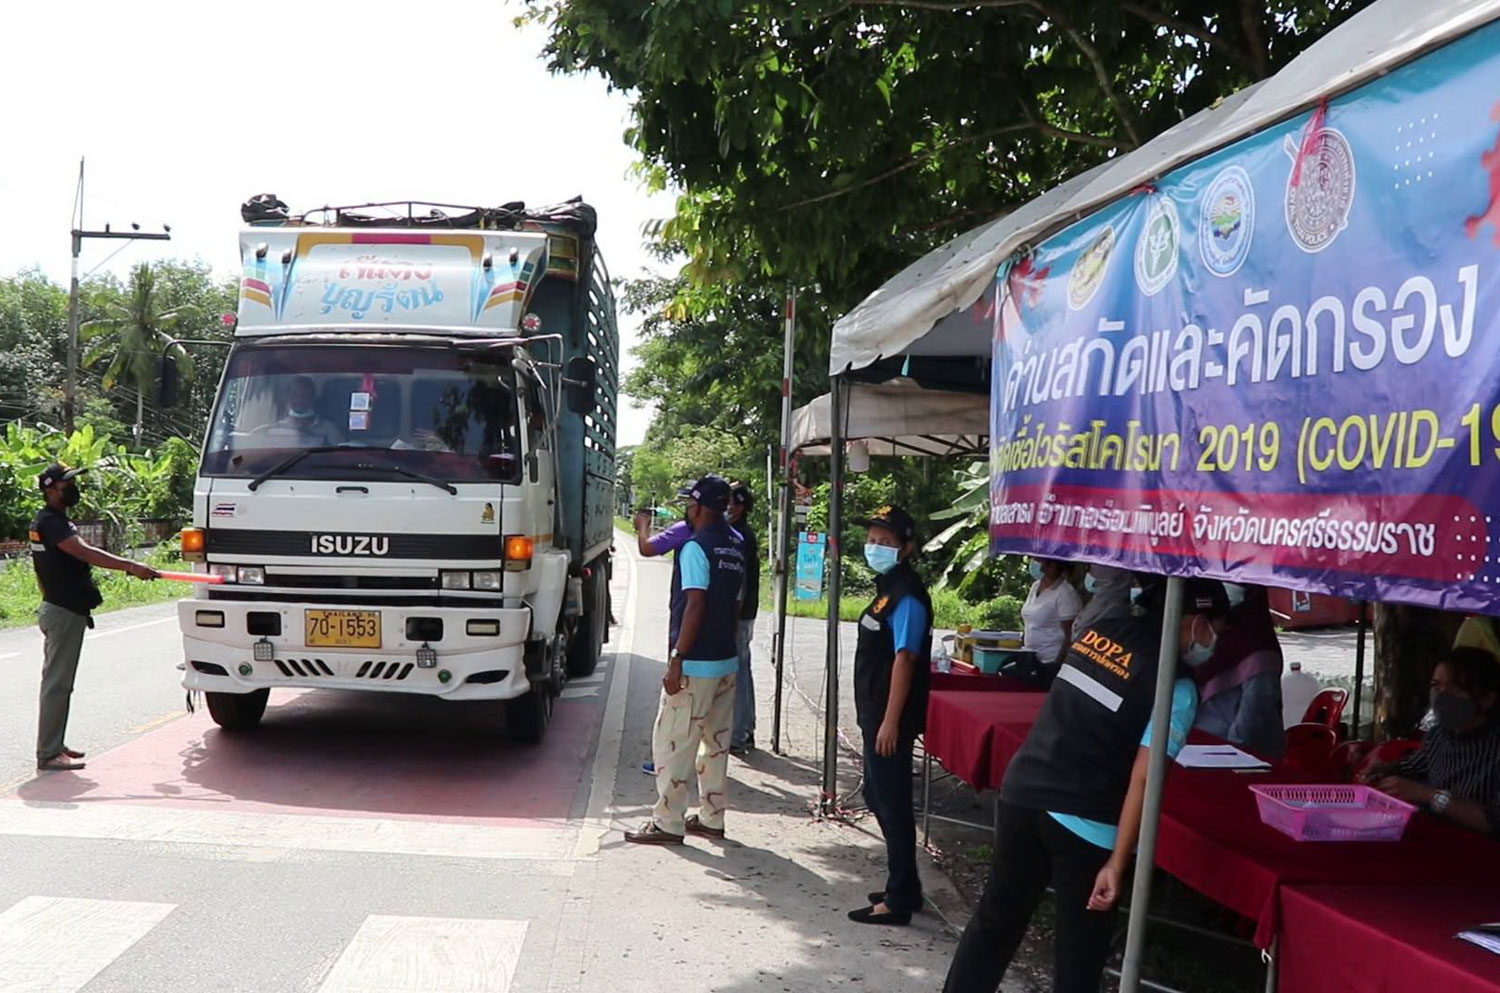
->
xmin=10 ymin=688 xmax=603 ymax=827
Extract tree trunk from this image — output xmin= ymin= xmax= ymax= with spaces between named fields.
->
xmin=1372 ymin=603 xmax=1461 ymax=739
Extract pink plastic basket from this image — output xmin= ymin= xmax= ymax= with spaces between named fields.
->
xmin=1249 ymin=784 xmax=1417 ymax=842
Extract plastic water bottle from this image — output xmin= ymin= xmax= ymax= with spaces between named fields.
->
xmin=1281 ymin=661 xmax=1321 ymax=728
xmin=934 ymin=638 xmax=953 ymax=674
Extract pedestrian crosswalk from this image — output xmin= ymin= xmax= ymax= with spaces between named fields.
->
xmin=317 ymin=915 xmax=528 ymax=993
xmin=0 ymin=897 xmax=530 ymax=993
xmin=0 ymin=896 xmax=176 ymax=993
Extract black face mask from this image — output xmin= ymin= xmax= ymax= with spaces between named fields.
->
xmin=60 ymin=485 xmax=81 ymax=508
xmin=1432 ymin=691 xmax=1481 ymax=732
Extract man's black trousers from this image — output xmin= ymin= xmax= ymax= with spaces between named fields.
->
xmin=942 ymin=801 xmax=1119 ymax=993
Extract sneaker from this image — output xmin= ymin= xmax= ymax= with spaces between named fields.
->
xmin=642 ymin=760 xmax=656 ymax=775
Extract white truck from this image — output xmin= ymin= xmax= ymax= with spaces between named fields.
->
xmin=161 ymin=198 xmax=618 ymax=743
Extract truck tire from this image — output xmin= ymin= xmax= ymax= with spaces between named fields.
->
xmin=506 ymin=682 xmax=553 ymax=744
xmin=205 ymin=689 xmax=270 ymax=731
xmin=566 ymin=567 xmax=607 ymax=678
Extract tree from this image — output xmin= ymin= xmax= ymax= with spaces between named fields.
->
xmin=528 ymin=0 xmax=1374 ymax=303
xmin=0 ymin=270 xmax=68 ymax=424
xmin=81 ymin=263 xmax=195 ymax=445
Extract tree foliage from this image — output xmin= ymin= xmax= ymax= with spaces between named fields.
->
xmin=529 ymin=0 xmax=1374 ymax=303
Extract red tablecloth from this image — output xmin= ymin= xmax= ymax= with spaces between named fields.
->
xmin=923 ymin=690 xmax=1044 ymax=791
xmin=922 ymin=686 xmax=1500 ymax=953
xmin=1279 ymin=884 xmax=1500 ymax=993
xmin=1155 ymin=766 xmax=1500 ymax=948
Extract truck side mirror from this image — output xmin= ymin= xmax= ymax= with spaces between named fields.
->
xmin=565 ymin=356 xmax=597 ymax=415
xmin=158 ymin=354 xmax=180 ymax=408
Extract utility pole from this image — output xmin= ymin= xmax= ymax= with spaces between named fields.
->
xmin=63 ymin=158 xmax=172 ymax=434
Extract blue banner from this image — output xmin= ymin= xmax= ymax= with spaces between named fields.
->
xmin=795 ymin=531 xmax=828 ymax=601
xmin=991 ymin=22 xmax=1500 ymax=615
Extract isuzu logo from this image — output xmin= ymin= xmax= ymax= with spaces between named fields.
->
xmin=309 ymin=534 xmax=390 ymax=556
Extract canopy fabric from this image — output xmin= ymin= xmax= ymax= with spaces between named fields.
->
xmin=828 ymin=0 xmax=1500 ymax=375
xmin=790 ymin=381 xmax=988 ymax=458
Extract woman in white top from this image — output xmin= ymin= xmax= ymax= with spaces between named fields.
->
xmin=1021 ymin=558 xmax=1083 ymax=666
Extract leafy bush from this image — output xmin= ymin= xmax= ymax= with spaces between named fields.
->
xmin=0 ymin=422 xmax=196 ymax=548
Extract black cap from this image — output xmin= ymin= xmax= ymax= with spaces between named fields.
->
xmin=38 ymin=464 xmax=86 ymax=491
xmin=684 ymin=474 xmax=731 ymax=513
xmin=1137 ymin=576 xmax=1231 ymax=620
xmin=852 ymin=503 xmax=916 ymax=543
xmin=730 ymin=481 xmax=754 ymax=511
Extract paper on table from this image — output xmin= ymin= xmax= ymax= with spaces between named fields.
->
xmin=1457 ymin=924 xmax=1500 ymax=956
xmin=1175 ymin=744 xmax=1272 ymax=769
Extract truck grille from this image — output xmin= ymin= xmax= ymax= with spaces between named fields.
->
xmin=271 ymin=657 xmax=415 ymax=682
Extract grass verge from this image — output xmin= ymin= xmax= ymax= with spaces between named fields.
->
xmin=0 ymin=545 xmax=193 ymax=629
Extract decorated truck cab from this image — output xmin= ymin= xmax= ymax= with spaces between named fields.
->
xmin=165 ymin=199 xmax=618 ymax=743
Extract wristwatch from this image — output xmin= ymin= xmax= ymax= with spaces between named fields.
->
xmin=1431 ymin=789 xmax=1452 ymax=814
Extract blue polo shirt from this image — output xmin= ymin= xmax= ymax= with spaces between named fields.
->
xmin=677 ymin=541 xmax=740 ymax=678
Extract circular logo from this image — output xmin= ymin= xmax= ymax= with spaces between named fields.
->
xmin=1284 ymin=127 xmax=1356 ymax=254
xmin=1133 ymin=197 xmax=1180 ymax=296
xmin=1199 ymin=166 xmax=1255 ymax=277
xmin=1067 ymin=225 xmax=1115 ymax=311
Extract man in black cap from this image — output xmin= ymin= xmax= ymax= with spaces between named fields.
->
xmin=941 ymin=577 xmax=1231 ymax=993
xmin=847 ymin=503 xmax=933 ymax=926
xmin=31 ymin=464 xmax=159 ymax=772
xmin=627 ymin=474 xmax=747 ymax=845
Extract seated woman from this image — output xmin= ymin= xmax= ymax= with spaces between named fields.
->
xmin=1019 ymin=557 xmax=1082 ymax=668
xmin=1190 ymin=584 xmax=1285 ymax=758
xmin=1361 ymin=647 xmax=1500 ymax=836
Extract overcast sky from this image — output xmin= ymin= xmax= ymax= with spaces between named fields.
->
xmin=0 ymin=0 xmax=674 ymax=446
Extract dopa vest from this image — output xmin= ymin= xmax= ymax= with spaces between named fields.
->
xmin=668 ymin=520 xmax=745 ymax=660
xmin=853 ymin=562 xmax=933 ymax=738
xmin=1001 ymin=614 xmax=1177 ymax=823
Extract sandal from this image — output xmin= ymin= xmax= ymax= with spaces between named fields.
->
xmin=684 ymin=815 xmax=725 ymax=838
xmin=624 ymin=822 xmax=685 ymax=846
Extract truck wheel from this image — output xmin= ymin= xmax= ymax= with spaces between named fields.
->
xmin=205 ymin=689 xmax=270 ymax=731
xmin=506 ymin=682 xmax=553 ymax=744
xmin=566 ymin=568 xmax=606 ymax=678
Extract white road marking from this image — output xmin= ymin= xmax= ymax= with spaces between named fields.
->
xmin=559 ymin=686 xmax=599 ymax=699
xmin=317 ymin=915 xmax=527 ymax=993
xmin=0 ymin=896 xmax=175 ymax=993
xmin=0 ymin=801 xmax=576 ymax=862
xmin=572 ymin=546 xmax=636 ymax=860
xmin=89 ymin=616 xmax=176 ymax=639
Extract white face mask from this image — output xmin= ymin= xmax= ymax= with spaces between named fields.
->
xmin=1182 ymin=616 xmax=1217 ymax=667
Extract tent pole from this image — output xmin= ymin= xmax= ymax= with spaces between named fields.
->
xmin=821 ymin=373 xmax=846 ymax=815
xmin=1118 ymin=575 xmax=1184 ymax=993
xmin=771 ymin=290 xmax=797 ymax=754
xmin=1353 ymin=601 xmax=1368 ymax=740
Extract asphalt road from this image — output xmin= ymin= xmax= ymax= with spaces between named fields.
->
xmin=0 ymin=572 xmax=626 ymax=992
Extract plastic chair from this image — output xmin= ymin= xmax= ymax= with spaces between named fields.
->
xmin=1330 ymin=740 xmax=1375 ymax=782
xmin=1354 ymin=739 xmax=1423 ymax=780
xmin=1300 ymin=688 xmax=1349 ymax=732
xmin=1283 ymin=723 xmax=1339 ymax=776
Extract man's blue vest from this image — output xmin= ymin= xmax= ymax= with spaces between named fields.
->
xmin=669 ymin=519 xmax=745 ymax=660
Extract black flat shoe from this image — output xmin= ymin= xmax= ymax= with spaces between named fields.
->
xmin=848 ymin=905 xmax=911 ymax=926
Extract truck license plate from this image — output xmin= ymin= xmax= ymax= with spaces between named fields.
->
xmin=304 ymin=610 xmax=381 ymax=648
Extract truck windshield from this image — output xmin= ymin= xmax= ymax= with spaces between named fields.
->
xmin=201 ymin=344 xmax=523 ymax=484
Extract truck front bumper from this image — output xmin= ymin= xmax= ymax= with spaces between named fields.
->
xmin=177 ymin=598 xmax=534 ymax=701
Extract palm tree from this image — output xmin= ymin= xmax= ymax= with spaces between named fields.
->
xmin=81 ymin=263 xmax=193 ymax=444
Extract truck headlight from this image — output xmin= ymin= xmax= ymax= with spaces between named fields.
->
xmin=209 ymin=564 xmax=236 ymax=581
xmin=440 ymin=571 xmax=471 ymax=590
xmin=472 ymin=570 xmax=502 ymax=591
xmin=237 ymin=566 xmax=266 ymax=586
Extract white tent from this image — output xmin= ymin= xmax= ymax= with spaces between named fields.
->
xmin=790 ymin=381 xmax=987 ymax=458
xmin=829 ymin=0 xmax=1500 ymax=376
xmin=816 ymin=3 xmax=1500 ymax=990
